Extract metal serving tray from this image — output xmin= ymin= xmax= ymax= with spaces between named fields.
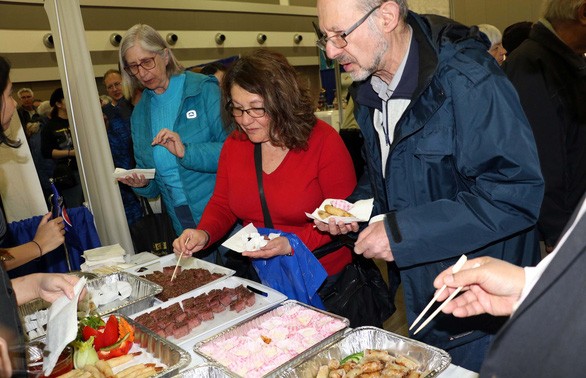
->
xmin=131 ymin=276 xmax=287 ymax=347
xmin=172 ymin=363 xmax=237 ymax=378
xmin=278 ymin=326 xmax=451 ymax=378
xmin=137 ymin=254 xmax=236 ymax=302
xmin=86 ymin=271 xmax=163 ymax=317
xmin=194 ymin=300 xmax=349 ymax=378
xmin=123 ymin=313 xmax=192 ymax=377
xmin=19 ymin=272 xmax=160 ymax=341
xmin=23 ymin=313 xmax=190 ymax=378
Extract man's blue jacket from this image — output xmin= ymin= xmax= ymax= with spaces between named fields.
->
xmin=349 ymin=13 xmax=544 ymax=351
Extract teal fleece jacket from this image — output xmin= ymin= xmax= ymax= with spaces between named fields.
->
xmin=131 ymin=71 xmax=227 ymax=235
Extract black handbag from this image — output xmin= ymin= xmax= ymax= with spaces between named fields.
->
xmin=130 ymin=197 xmax=177 ymax=256
xmin=315 ymin=235 xmax=396 ymax=328
xmin=254 ymin=143 xmax=394 ymax=327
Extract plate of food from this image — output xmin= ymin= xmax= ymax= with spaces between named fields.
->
xmin=306 ymin=198 xmax=374 ymax=224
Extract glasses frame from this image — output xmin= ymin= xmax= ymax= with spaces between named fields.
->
xmin=105 ymin=81 xmax=122 ymax=91
xmin=315 ymin=4 xmax=381 ymax=51
xmin=226 ymin=101 xmax=267 ymax=118
xmin=124 ymin=56 xmax=157 ymax=76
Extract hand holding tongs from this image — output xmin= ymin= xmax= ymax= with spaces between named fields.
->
xmin=410 ymin=255 xmax=468 ymax=335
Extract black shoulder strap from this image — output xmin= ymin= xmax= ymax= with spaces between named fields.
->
xmin=254 ymin=143 xmax=273 ymax=228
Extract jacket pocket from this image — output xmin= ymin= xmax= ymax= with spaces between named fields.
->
xmin=413 ymin=128 xmax=458 ymax=200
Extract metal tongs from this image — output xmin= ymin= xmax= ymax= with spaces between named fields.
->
xmin=410 ymin=255 xmax=468 ymax=335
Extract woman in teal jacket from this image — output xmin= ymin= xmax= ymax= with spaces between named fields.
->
xmin=117 ymin=24 xmax=227 ymax=261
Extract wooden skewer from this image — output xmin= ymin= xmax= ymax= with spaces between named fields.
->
xmin=171 ymin=237 xmax=189 ymax=281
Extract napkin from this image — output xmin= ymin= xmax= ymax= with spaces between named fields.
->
xmin=306 ymin=198 xmax=374 ymax=224
xmin=221 ymin=223 xmax=280 ymax=253
xmin=81 ymin=244 xmax=127 ymax=271
xmin=113 ymin=167 xmax=155 ymax=179
xmin=43 ymin=277 xmax=87 ymax=376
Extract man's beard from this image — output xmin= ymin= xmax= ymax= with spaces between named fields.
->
xmin=345 ymin=35 xmax=388 ymax=81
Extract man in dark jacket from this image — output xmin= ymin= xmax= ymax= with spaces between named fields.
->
xmin=316 ymin=0 xmax=544 ymax=371
xmin=502 ymin=0 xmax=586 ymax=253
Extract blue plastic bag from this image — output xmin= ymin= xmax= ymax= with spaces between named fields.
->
xmin=252 ymin=228 xmax=327 ymax=309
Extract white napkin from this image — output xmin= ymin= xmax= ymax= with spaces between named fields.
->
xmin=83 ymin=244 xmax=126 ymax=262
xmin=221 ymin=223 xmax=280 ymax=253
xmin=306 ymin=198 xmax=374 ymax=224
xmin=113 ymin=167 xmax=155 ymax=179
xmin=43 ymin=277 xmax=87 ymax=376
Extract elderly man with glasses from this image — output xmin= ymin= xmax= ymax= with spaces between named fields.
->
xmin=315 ymin=0 xmax=544 ymax=371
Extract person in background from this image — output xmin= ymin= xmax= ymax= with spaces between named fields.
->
xmin=173 ymin=49 xmax=356 ymax=281
xmin=478 ymin=24 xmax=507 ymax=65
xmin=102 ymin=69 xmax=142 ymax=227
xmin=315 ymin=0 xmax=544 ymax=371
xmin=502 ymin=0 xmax=586 ymax=253
xmin=502 ymin=21 xmax=532 ymax=56
xmin=26 ymin=100 xmax=55 ymax=200
xmin=0 ymin=56 xmax=79 ymax=377
xmin=41 ymin=88 xmax=84 ymax=208
xmin=200 ymin=62 xmax=227 ymax=84
xmin=16 ymin=88 xmax=39 ymax=136
xmin=0 ymin=57 xmax=65 ymax=271
xmin=117 ymin=24 xmax=227 ymax=262
xmin=433 ymin=191 xmax=586 ymax=377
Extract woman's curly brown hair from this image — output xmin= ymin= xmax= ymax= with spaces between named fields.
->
xmin=221 ymin=49 xmax=316 ymax=151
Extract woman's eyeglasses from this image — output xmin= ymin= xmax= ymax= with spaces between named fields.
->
xmin=226 ymin=102 xmax=266 ymax=118
xmin=124 ymin=57 xmax=157 ymax=76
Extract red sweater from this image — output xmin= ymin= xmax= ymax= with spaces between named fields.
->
xmin=198 ymin=120 xmax=357 ymax=275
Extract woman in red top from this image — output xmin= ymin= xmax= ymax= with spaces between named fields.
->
xmin=173 ymin=49 xmax=356 ymax=277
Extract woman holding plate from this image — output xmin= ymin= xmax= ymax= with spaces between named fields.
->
xmin=173 ymin=49 xmax=356 ymax=279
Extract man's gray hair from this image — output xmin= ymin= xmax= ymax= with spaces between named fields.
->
xmin=541 ymin=0 xmax=584 ymax=21
xmin=17 ymin=87 xmax=33 ymax=98
xmin=118 ymin=24 xmax=184 ymax=94
xmin=358 ymin=0 xmax=409 ymax=20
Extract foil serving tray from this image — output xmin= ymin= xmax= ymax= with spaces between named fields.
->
xmin=278 ymin=326 xmax=451 ymax=378
xmin=194 ymin=300 xmax=350 ymax=377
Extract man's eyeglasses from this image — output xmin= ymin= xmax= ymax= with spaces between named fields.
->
xmin=226 ymin=102 xmax=266 ymax=118
xmin=124 ymin=57 xmax=157 ymax=76
xmin=106 ymin=82 xmax=122 ymax=91
xmin=315 ymin=5 xmax=381 ymax=51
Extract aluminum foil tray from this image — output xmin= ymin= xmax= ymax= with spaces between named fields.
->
xmin=137 ymin=254 xmax=236 ymax=302
xmin=19 ymin=272 xmax=100 ymax=341
xmin=278 ymin=326 xmax=451 ymax=378
xmin=124 ymin=313 xmax=192 ymax=377
xmin=86 ymin=271 xmax=163 ymax=317
xmin=23 ymin=314 xmax=190 ymax=378
xmin=131 ymin=276 xmax=287 ymax=347
xmin=194 ymin=300 xmax=349 ymax=377
xmin=173 ymin=363 xmax=237 ymax=377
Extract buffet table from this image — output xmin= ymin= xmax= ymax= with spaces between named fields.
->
xmin=23 ymin=252 xmax=479 ymax=377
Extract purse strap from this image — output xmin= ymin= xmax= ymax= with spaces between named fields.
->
xmin=254 ymin=143 xmax=273 ymax=228
xmin=139 ymin=196 xmax=154 ymax=216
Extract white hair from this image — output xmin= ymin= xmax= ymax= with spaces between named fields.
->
xmin=478 ymin=24 xmax=503 ymax=48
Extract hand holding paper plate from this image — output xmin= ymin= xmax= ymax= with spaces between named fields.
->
xmin=221 ymin=223 xmax=281 ymax=253
xmin=112 ymin=168 xmax=155 ymax=180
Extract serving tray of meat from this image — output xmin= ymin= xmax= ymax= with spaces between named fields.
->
xmin=138 ymin=254 xmax=235 ymax=302
xmin=194 ymin=300 xmax=349 ymax=378
xmin=278 ymin=326 xmax=451 ymax=378
xmin=132 ymin=276 xmax=287 ymax=351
